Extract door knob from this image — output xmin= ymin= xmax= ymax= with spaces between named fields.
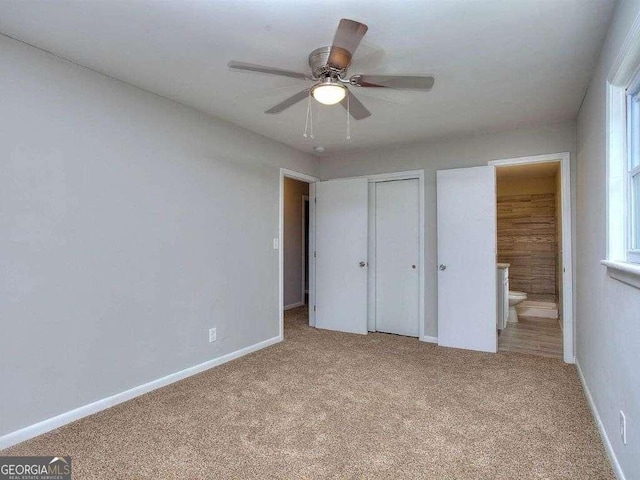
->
xmin=411 ymin=265 xmax=416 ymax=269
xmin=439 ymin=264 xmax=447 ymax=271
xmin=359 ymin=261 xmax=367 ymax=268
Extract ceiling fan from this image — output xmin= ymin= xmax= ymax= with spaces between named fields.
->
xmin=228 ymin=19 xmax=435 ymax=120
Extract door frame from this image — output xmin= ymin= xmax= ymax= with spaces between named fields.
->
xmin=488 ymin=152 xmax=574 ymax=364
xmin=279 ymin=168 xmax=319 ymax=340
xmin=368 ymin=173 xmax=425 ymax=339
xmin=302 ymin=195 xmax=309 ymax=306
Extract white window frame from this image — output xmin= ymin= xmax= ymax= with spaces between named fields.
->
xmin=602 ymin=19 xmax=640 ymax=288
xmin=627 ymin=77 xmax=640 ymax=263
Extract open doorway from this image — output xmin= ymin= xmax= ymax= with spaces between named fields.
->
xmin=283 ymin=177 xmax=309 ymax=311
xmin=489 ymin=153 xmax=574 ymax=363
xmin=279 ymin=169 xmax=318 ymax=340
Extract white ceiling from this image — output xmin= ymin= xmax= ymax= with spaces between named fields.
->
xmin=0 ymin=0 xmax=615 ymax=155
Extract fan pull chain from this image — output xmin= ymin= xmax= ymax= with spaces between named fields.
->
xmin=303 ymin=93 xmax=310 ymax=138
xmin=303 ymin=91 xmax=314 ymax=139
xmin=346 ymin=93 xmax=351 ymax=140
xmin=310 ymin=94 xmax=314 ymax=139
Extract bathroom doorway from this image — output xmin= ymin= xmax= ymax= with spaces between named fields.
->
xmin=489 ymin=153 xmax=573 ymax=362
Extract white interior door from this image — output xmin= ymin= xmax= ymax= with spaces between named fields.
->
xmin=437 ymin=166 xmax=497 ymax=352
xmin=375 ymin=179 xmax=420 ymax=337
xmin=315 ymin=178 xmax=368 ymax=334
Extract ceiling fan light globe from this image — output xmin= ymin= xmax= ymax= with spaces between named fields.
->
xmin=312 ymin=84 xmax=347 ymax=105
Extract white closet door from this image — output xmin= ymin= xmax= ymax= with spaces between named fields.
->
xmin=315 ymin=178 xmax=368 ymax=334
xmin=437 ymin=166 xmax=497 ymax=353
xmin=375 ymin=179 xmax=420 ymax=337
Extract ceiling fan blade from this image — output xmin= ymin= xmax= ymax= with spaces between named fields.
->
xmin=351 ymin=74 xmax=435 ymax=90
xmin=265 ymin=89 xmax=310 ymax=114
xmin=340 ymin=90 xmax=371 ymax=120
xmin=327 ymin=19 xmax=368 ymax=71
xmin=228 ymin=61 xmax=312 ymax=80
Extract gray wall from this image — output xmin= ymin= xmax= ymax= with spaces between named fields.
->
xmin=283 ymin=177 xmax=309 ymax=307
xmin=0 ymin=35 xmax=316 ymax=436
xmin=576 ymin=0 xmax=640 ymax=476
xmin=319 ymin=122 xmax=576 ymax=338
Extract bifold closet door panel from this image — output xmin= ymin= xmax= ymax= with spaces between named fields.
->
xmin=315 ymin=178 xmax=368 ymax=335
xmin=375 ymin=179 xmax=420 ymax=337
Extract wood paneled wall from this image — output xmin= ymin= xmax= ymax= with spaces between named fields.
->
xmin=497 ymin=193 xmax=557 ymax=302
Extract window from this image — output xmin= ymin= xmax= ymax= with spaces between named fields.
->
xmin=628 ymin=80 xmax=640 ymax=263
xmin=602 ymin=26 xmax=640 ymax=287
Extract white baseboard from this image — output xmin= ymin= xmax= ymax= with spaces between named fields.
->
xmin=420 ymin=335 xmax=438 ymax=344
xmin=576 ymin=360 xmax=626 ymax=480
xmin=284 ymin=301 xmax=305 ymax=310
xmin=0 ymin=335 xmax=282 ymax=451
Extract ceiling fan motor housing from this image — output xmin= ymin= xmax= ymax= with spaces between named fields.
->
xmin=308 ymin=46 xmax=349 ymax=78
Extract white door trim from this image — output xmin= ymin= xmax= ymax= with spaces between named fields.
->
xmin=488 ymin=152 xmax=575 ymax=364
xmin=279 ymin=168 xmax=319 ymax=339
xmin=302 ymin=195 xmax=309 ymax=305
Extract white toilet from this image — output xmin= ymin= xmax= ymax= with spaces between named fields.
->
xmin=508 ymin=291 xmax=528 ymax=323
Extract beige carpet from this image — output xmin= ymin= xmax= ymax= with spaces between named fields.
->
xmin=4 ymin=307 xmax=613 ymax=479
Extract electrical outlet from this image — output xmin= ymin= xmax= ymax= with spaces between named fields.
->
xmin=209 ymin=328 xmax=217 ymax=343
xmin=620 ymin=411 xmax=627 ymax=445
